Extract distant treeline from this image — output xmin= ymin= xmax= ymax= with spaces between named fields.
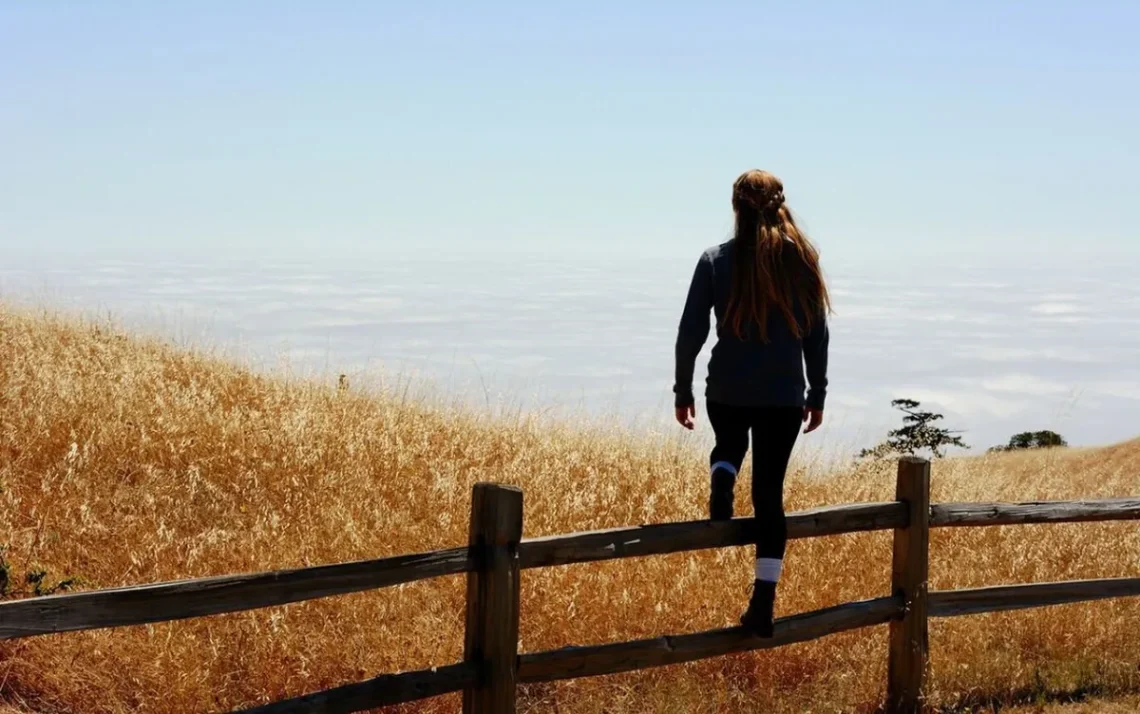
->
xmin=860 ymin=399 xmax=1066 ymax=459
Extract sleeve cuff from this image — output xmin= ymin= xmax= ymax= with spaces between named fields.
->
xmin=806 ymin=391 xmax=826 ymax=411
xmin=673 ymin=388 xmax=695 ymax=407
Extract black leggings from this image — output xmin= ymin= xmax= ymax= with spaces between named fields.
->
xmin=706 ymin=401 xmax=802 ymax=561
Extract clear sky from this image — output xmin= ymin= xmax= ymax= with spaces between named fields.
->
xmin=3 ymin=2 xmax=1139 ymax=265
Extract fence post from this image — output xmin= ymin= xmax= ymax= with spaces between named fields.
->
xmin=887 ymin=457 xmax=931 ymax=714
xmin=463 ymin=483 xmax=523 ymax=714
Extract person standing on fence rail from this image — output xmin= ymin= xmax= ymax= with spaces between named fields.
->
xmin=673 ymin=168 xmax=831 ymax=637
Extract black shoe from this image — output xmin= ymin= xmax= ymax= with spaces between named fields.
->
xmin=709 ymin=468 xmax=736 ymax=521
xmin=741 ymin=580 xmax=776 ymax=638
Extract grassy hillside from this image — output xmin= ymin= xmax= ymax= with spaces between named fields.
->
xmin=1 ymin=304 xmax=1138 ymax=713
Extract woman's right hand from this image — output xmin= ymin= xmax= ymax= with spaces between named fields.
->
xmin=675 ymin=404 xmax=696 ymax=430
xmin=803 ymin=407 xmax=824 ymax=434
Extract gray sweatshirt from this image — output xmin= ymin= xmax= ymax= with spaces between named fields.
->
xmin=673 ymin=240 xmax=829 ymax=410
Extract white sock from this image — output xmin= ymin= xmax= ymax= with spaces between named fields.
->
xmin=710 ymin=461 xmax=738 ymax=479
xmin=755 ymin=558 xmax=783 ymax=583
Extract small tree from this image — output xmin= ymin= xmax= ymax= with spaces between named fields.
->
xmin=990 ymin=430 xmax=1067 ymax=452
xmin=859 ymin=399 xmax=969 ymax=459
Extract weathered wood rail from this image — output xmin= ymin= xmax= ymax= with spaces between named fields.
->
xmin=1 ymin=458 xmax=1138 ymax=714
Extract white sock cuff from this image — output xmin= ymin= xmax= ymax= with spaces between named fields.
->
xmin=755 ymin=558 xmax=783 ymax=583
xmin=710 ymin=461 xmax=738 ymax=477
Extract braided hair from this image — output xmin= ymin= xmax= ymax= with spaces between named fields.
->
xmin=724 ymin=169 xmax=831 ymax=342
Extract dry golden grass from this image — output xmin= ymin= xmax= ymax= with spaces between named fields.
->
xmin=1 ymin=303 xmax=1138 ymax=714
xmin=1004 ymin=697 xmax=1140 ymax=713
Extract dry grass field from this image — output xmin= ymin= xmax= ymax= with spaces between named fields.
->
xmin=1 ymin=304 xmax=1138 ymax=713
xmin=1000 ymin=697 xmax=1140 ymax=714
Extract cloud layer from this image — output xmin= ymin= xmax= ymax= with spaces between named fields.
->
xmin=2 ymin=252 xmax=1136 ymax=453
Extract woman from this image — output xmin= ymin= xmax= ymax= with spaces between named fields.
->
xmin=673 ymin=169 xmax=831 ymax=637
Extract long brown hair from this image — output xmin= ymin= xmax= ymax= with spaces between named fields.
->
xmin=723 ymin=169 xmax=831 ymax=342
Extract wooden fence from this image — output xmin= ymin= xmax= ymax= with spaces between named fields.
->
xmin=2 ymin=457 xmax=1140 ymax=713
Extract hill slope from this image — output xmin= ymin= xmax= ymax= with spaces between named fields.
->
xmin=1 ymin=305 xmax=1139 ymax=713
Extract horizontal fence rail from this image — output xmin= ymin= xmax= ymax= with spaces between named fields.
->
xmin=929 ymin=577 xmax=1140 ymax=618
xmin=518 ymin=501 xmax=906 ymax=569
xmin=8 ymin=497 xmax=1134 ymax=641
xmin=1 ymin=461 xmax=1139 ymax=714
xmin=234 ymin=662 xmax=478 ymax=714
xmin=0 ymin=502 xmax=905 ymax=642
xmin=0 ymin=547 xmax=472 ymax=640
xmin=931 ymin=498 xmax=1140 ymax=528
xmin=518 ymin=596 xmax=901 ymax=683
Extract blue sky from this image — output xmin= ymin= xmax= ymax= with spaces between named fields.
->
xmin=2 ymin=3 xmax=1139 ymax=450
xmin=3 ymin=2 xmax=1138 ymax=263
